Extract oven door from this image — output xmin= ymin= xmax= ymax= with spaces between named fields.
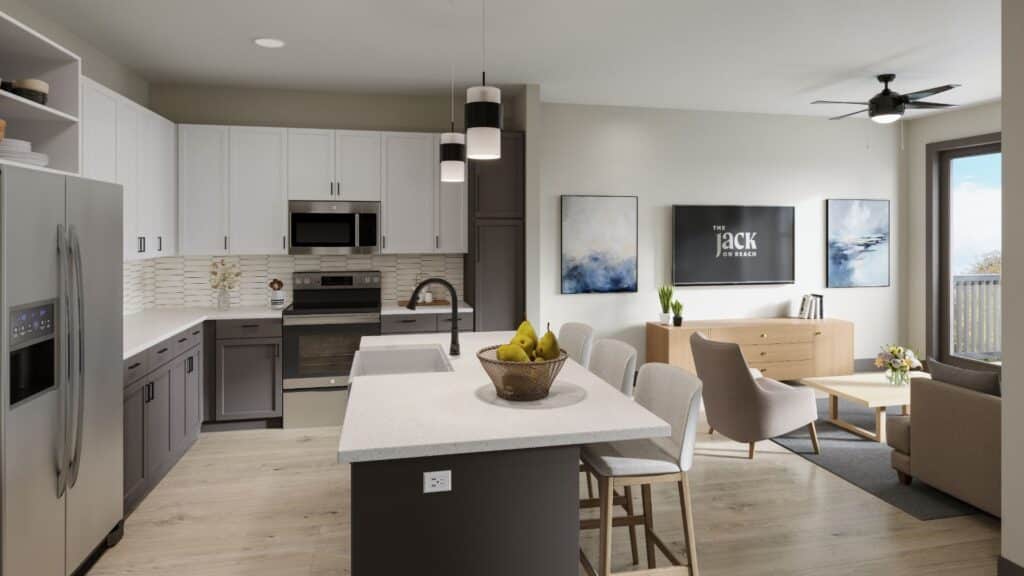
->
xmin=282 ymin=313 xmax=380 ymax=389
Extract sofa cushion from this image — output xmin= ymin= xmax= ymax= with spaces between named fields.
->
xmin=926 ymin=358 xmax=1001 ymax=397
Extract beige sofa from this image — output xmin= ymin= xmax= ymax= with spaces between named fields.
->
xmin=887 ymin=377 xmax=1001 ymax=517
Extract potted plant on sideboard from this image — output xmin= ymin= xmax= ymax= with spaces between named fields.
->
xmin=671 ymin=300 xmax=684 ymax=327
xmin=658 ymin=285 xmax=673 ymax=325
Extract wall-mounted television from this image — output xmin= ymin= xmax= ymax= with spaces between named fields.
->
xmin=672 ymin=205 xmax=795 ymax=285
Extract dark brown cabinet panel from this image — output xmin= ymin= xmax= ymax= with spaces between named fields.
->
xmin=216 ymin=337 xmax=283 ymax=421
xmin=469 ymin=132 xmax=524 ymax=219
xmin=169 ymin=357 xmax=187 ymax=456
xmin=471 ymin=220 xmax=525 ymax=331
xmin=185 ymin=349 xmax=202 ymax=445
xmin=123 ymin=380 xmax=149 ymax=514
xmin=146 ymin=369 xmax=172 ymax=480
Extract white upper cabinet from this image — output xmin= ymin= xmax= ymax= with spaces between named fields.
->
xmin=156 ymin=115 xmax=178 ymax=256
xmin=286 ymin=128 xmax=335 ymax=201
xmin=436 ymin=166 xmax=468 ymax=253
xmin=381 ymin=132 xmax=437 ymax=254
xmin=80 ymin=78 xmax=117 ymax=183
xmin=138 ymin=110 xmax=177 ymax=257
xmin=178 ymin=124 xmax=229 ymax=255
xmin=228 ymin=126 xmax=288 ymax=255
xmin=335 ymin=130 xmax=381 ymax=201
xmin=115 ymin=100 xmax=141 ymax=260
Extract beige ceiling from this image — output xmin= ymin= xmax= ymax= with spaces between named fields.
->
xmin=30 ymin=0 xmax=1001 ymax=117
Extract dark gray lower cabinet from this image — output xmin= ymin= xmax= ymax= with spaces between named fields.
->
xmin=215 ymin=337 xmax=282 ymax=421
xmin=124 ymin=326 xmax=204 ymax=514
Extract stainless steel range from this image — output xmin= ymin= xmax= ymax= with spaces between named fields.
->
xmin=281 ymin=270 xmax=381 ymax=428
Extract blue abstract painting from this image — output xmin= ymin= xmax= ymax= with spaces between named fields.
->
xmin=827 ymin=199 xmax=890 ymax=288
xmin=561 ymin=196 xmax=638 ymax=294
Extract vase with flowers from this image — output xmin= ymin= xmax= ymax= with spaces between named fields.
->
xmin=210 ymin=259 xmax=241 ymax=310
xmin=874 ymin=344 xmax=922 ymax=387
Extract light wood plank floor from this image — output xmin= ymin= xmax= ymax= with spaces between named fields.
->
xmin=90 ymin=423 xmax=1000 ymax=576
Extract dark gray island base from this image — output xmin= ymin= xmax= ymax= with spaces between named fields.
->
xmin=351 ymin=445 xmax=580 ymax=576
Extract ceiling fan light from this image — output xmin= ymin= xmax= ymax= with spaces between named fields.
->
xmin=871 ymin=113 xmax=902 ymax=124
xmin=465 ymin=85 xmax=502 ymax=160
xmin=440 ymin=132 xmax=466 ymax=182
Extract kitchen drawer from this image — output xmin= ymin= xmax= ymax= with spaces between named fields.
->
xmin=436 ymin=312 xmax=474 ymax=333
xmin=740 ymin=343 xmax=813 ymax=364
xmin=381 ymin=314 xmax=437 ymax=334
xmin=711 ymin=325 xmax=814 ymax=346
xmin=216 ymin=318 xmax=282 ymax=339
xmin=147 ymin=337 xmax=176 ymax=369
xmin=124 ymin=351 xmax=150 ymax=385
xmin=747 ymin=360 xmax=814 ymax=382
xmin=171 ymin=323 xmax=204 ymax=355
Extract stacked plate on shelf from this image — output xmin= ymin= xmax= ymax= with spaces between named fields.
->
xmin=0 ymin=138 xmax=49 ymax=167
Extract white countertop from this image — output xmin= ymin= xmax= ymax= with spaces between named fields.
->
xmin=123 ymin=306 xmax=283 ymax=359
xmin=337 ymin=331 xmax=671 ymax=463
xmin=379 ymin=302 xmax=474 ymax=316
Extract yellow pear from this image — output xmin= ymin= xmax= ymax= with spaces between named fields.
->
xmin=516 ymin=320 xmax=537 ymax=344
xmin=497 ymin=343 xmax=530 ymax=363
xmin=536 ymin=323 xmax=560 ymax=360
xmin=509 ymin=333 xmax=536 ymax=358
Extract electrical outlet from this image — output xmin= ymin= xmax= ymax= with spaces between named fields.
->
xmin=423 ymin=470 xmax=452 ymax=494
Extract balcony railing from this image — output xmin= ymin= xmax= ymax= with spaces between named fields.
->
xmin=952 ymin=274 xmax=1001 ymax=361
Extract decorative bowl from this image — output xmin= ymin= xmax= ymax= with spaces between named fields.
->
xmin=477 ymin=345 xmax=568 ymax=401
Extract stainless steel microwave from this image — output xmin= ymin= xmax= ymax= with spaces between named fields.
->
xmin=288 ymin=200 xmax=379 ymax=255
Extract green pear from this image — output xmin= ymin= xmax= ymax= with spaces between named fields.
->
xmin=516 ymin=320 xmax=537 ymax=344
xmin=509 ymin=333 xmax=536 ymax=358
xmin=536 ymin=323 xmax=560 ymax=361
xmin=497 ymin=343 xmax=530 ymax=363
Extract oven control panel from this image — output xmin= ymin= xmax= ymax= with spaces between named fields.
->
xmin=9 ymin=300 xmax=56 ymax=349
xmin=293 ymin=271 xmax=380 ymax=290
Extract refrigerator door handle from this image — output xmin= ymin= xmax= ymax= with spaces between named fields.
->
xmin=68 ymin=227 xmax=87 ymax=489
xmin=56 ymin=225 xmax=69 ymax=498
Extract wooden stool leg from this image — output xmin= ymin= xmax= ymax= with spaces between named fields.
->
xmin=598 ymin=475 xmax=614 ymax=576
xmin=623 ymin=485 xmax=639 ymax=565
xmin=708 ymin=426 xmax=714 ymax=435
xmin=808 ymin=422 xmax=821 ymax=455
xmin=586 ymin=470 xmax=594 ymax=499
xmin=641 ymin=484 xmax=656 ymax=569
xmin=748 ymin=442 xmax=756 ymax=459
xmin=678 ymin=474 xmax=700 ymax=576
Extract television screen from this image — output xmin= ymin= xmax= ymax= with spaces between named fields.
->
xmin=672 ymin=205 xmax=795 ymax=285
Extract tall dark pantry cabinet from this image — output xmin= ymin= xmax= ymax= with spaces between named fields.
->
xmin=465 ymin=132 xmax=526 ymax=331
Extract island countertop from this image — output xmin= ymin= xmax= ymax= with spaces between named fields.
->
xmin=337 ymin=331 xmax=671 ymax=463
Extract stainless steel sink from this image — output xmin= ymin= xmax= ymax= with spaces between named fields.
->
xmin=349 ymin=344 xmax=454 ymax=377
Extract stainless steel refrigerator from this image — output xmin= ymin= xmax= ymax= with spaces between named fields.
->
xmin=1 ymin=165 xmax=124 ymax=575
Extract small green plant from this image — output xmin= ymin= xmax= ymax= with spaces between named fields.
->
xmin=658 ymin=285 xmax=674 ymax=314
xmin=671 ymin=300 xmax=683 ymax=318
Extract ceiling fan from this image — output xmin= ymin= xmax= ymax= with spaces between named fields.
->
xmin=812 ymin=74 xmax=960 ymax=123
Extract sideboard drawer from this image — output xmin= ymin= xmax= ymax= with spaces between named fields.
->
xmin=740 ymin=343 xmax=814 ymax=364
xmin=748 ymin=360 xmax=814 ymax=382
xmin=712 ymin=325 xmax=815 ymax=346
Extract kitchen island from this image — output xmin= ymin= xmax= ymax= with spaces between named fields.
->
xmin=338 ymin=331 xmax=670 ymax=576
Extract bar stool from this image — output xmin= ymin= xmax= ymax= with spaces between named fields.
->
xmin=559 ymin=322 xmax=595 ymax=368
xmin=580 ymin=363 xmax=702 ymax=576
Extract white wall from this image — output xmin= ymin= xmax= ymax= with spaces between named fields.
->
xmin=901 ymin=102 xmax=1001 ymax=356
xmin=538 ymin=103 xmax=900 ymax=359
xmin=1002 ymin=0 xmax=1023 ymax=566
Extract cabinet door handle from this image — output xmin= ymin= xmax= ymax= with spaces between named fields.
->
xmin=224 ymin=236 xmax=229 ymax=251
xmin=128 ymin=362 xmax=141 ymax=370
xmin=399 ymin=319 xmax=417 ymax=324
xmin=156 ymin=347 xmax=169 ymax=355
xmin=382 ymin=235 xmax=386 ymax=250
xmin=187 ymin=356 xmax=194 ymax=373
xmin=241 ymin=323 xmax=260 ymax=329
xmin=137 ymin=236 xmax=144 ymax=253
xmin=435 ymin=235 xmax=439 ymax=249
xmin=157 ymin=236 xmax=163 ymax=252
xmin=177 ymin=337 xmax=188 ymax=344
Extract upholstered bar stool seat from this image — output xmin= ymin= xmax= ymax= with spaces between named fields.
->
xmin=582 ymin=439 xmax=681 ymax=477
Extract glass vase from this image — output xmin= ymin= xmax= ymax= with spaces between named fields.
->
xmin=217 ymin=286 xmax=231 ymax=311
xmin=886 ymin=369 xmax=909 ymax=387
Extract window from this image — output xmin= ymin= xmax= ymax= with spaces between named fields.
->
xmin=927 ymin=133 xmax=1002 ymax=371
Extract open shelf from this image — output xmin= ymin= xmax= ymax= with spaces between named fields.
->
xmin=0 ymin=9 xmax=81 ymax=174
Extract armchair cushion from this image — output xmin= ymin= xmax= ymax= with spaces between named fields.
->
xmin=926 ymin=358 xmax=1001 ymax=397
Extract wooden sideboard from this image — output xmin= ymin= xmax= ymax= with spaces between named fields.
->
xmin=647 ymin=318 xmax=854 ymax=381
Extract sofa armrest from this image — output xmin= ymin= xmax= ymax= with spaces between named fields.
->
xmin=911 ymin=377 xmax=1001 ymax=516
xmin=886 ymin=415 xmax=911 ymax=454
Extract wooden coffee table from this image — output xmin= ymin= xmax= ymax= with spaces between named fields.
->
xmin=798 ymin=371 xmax=930 ymax=443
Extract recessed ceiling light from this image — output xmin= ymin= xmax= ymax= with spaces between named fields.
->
xmin=253 ymin=37 xmax=286 ymax=49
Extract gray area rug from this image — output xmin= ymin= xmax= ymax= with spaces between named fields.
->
xmin=772 ymin=398 xmax=981 ymax=521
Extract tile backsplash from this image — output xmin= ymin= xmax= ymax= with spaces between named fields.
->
xmin=124 ymin=254 xmax=464 ymax=315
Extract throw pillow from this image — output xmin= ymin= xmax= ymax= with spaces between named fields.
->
xmin=926 ymin=358 xmax=1001 ymax=397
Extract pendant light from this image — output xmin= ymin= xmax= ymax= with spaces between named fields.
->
xmin=440 ymin=65 xmax=466 ymax=182
xmin=465 ymin=0 xmax=501 ymax=160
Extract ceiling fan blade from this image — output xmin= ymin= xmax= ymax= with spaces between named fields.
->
xmin=829 ymin=109 xmax=868 ymax=120
xmin=903 ymin=84 xmax=960 ymax=101
xmin=905 ymin=101 xmax=956 ymax=109
xmin=812 ymin=100 xmax=868 ymax=105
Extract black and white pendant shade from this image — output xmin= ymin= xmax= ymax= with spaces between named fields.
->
xmin=465 ymin=85 xmax=502 ymax=160
xmin=440 ymin=132 xmax=466 ymax=182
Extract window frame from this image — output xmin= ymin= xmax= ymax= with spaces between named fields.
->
xmin=925 ymin=132 xmax=1002 ymax=372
